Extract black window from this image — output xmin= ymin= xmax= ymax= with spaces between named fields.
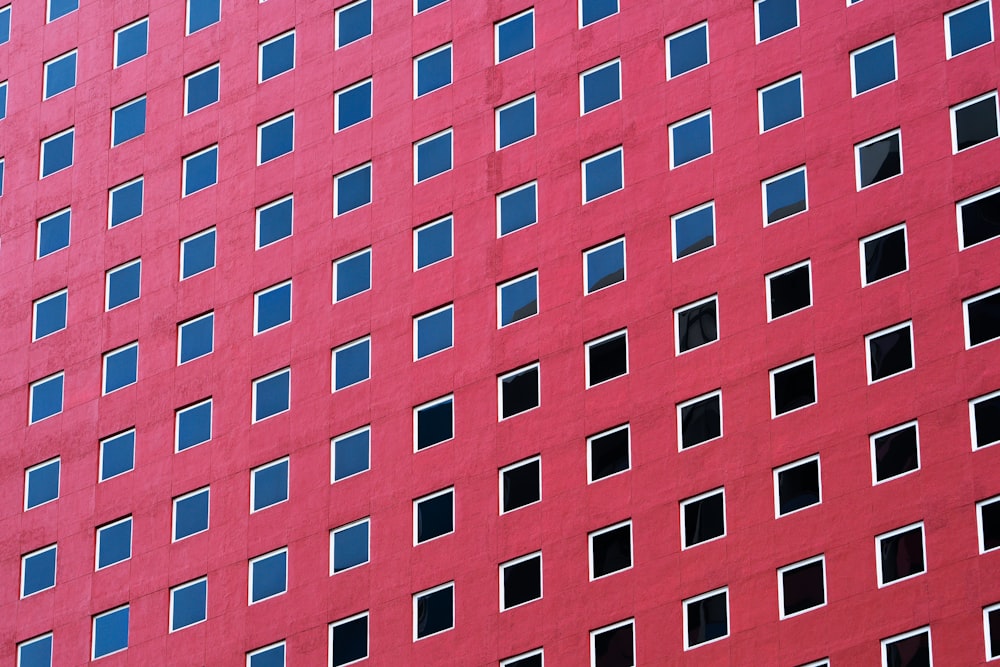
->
xmin=501 ymin=457 xmax=541 ymax=512
xmin=415 ymin=489 xmax=453 ymax=544
xmin=503 ymin=650 xmax=543 ymax=667
xmin=678 ymin=392 xmax=722 ymax=450
xmin=501 ymin=553 xmax=542 ymax=609
xmin=883 ymin=628 xmax=931 ymax=667
xmin=685 ymin=589 xmax=728 ymax=648
xmin=589 ymin=425 xmax=630 ymax=481
xmin=857 ymin=131 xmax=902 ymax=189
xmin=771 ymin=358 xmax=816 ymax=416
xmin=500 ymin=365 xmax=540 ymax=418
xmin=775 ymin=456 xmax=820 ymax=515
xmin=779 ymin=557 xmax=826 ymax=617
xmin=587 ymin=331 xmax=627 ymax=386
xmin=878 ymin=524 xmax=925 ymax=585
xmin=872 ymin=422 xmax=919 ymax=482
xmin=676 ymin=297 xmax=718 ymax=353
xmin=414 ymin=584 xmax=454 ymax=639
xmin=966 ymin=289 xmax=1000 ymax=347
xmin=415 ymin=396 xmax=453 ymax=451
xmin=862 ymin=225 xmax=908 ymax=284
xmin=590 ymin=521 xmax=632 ymax=578
xmin=682 ymin=490 xmax=725 ymax=547
xmin=959 ymin=187 xmax=1000 ymax=248
xmin=330 ymin=613 xmax=368 ymax=667
xmin=592 ymin=620 xmax=634 ymax=667
xmin=972 ymin=391 xmax=1000 ymax=449
xmin=768 ymin=262 xmax=811 ymax=319
xmin=867 ymin=323 xmax=913 ymax=382
xmin=979 ymin=496 xmax=1000 ymax=552
xmin=952 ymin=92 xmax=999 ymax=152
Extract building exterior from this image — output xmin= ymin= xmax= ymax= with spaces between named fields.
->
xmin=3 ymin=0 xmax=1000 ymax=665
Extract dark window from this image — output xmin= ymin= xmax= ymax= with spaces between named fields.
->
xmin=498 ymin=182 xmax=538 ymax=236
xmin=872 ymin=422 xmax=919 ymax=483
xmin=496 ymin=10 xmax=534 ymax=63
xmin=670 ymin=112 xmax=712 ymax=167
xmin=331 ymin=518 xmax=369 ymax=573
xmin=500 ymin=365 xmax=540 ymax=418
xmin=852 ymin=37 xmax=896 ymax=95
xmin=972 ymin=391 xmax=1000 ymax=449
xmin=501 ymin=553 xmax=542 ymax=609
xmin=501 ymin=457 xmax=541 ymax=512
xmin=979 ymin=496 xmax=1000 ymax=552
xmin=676 ymin=297 xmax=718 ymax=353
xmin=415 ymin=45 xmax=452 ymax=97
xmin=679 ymin=392 xmax=722 ymax=450
xmin=111 ymin=97 xmax=146 ymax=146
xmin=673 ymin=202 xmax=715 ymax=259
xmin=763 ymin=167 xmax=807 ymax=224
xmin=584 ymin=238 xmax=625 ymax=292
xmin=779 ymin=558 xmax=825 ymax=617
xmin=502 ymin=650 xmax=543 ymax=667
xmin=946 ymin=0 xmax=993 ymax=57
xmin=257 ymin=196 xmax=293 ymax=248
xmin=589 ymin=425 xmax=630 ymax=481
xmin=415 ymin=306 xmax=453 ymax=359
xmin=862 ymin=225 xmax=908 ymax=284
xmin=883 ymin=628 xmax=931 ymax=667
xmin=37 ymin=209 xmax=71 ymax=258
xmin=497 ymin=95 xmax=536 ymax=148
xmin=580 ymin=0 xmax=618 ymax=27
xmin=176 ymin=399 xmax=212 ymax=452
xmin=185 ymin=64 xmax=220 ymax=114
xmin=771 ymin=358 xmax=816 ymax=416
xmin=953 ymin=92 xmax=999 ymax=151
xmin=333 ymin=337 xmax=370 ymax=390
xmin=415 ymin=396 xmax=453 ymax=450
xmin=966 ymin=289 xmax=1000 ymax=347
xmin=334 ymin=248 xmax=371 ymax=300
xmin=415 ymin=584 xmax=453 ymax=639
xmin=592 ymin=621 xmax=634 ymax=667
xmin=667 ymin=22 xmax=709 ymax=79
xmin=986 ymin=606 xmax=1000 ymax=659
xmin=867 ymin=323 xmax=913 ymax=382
xmin=415 ymin=130 xmax=452 ymax=182
xmin=682 ymin=490 xmax=725 ymax=547
xmin=768 ymin=262 xmax=811 ymax=319
xmin=959 ymin=187 xmax=1000 ymax=248
xmin=857 ymin=131 xmax=902 ymax=189
xmin=774 ymin=456 xmax=821 ymax=515
xmin=581 ymin=60 xmax=621 ymax=114
xmin=332 ymin=427 xmax=370 ymax=481
xmin=330 ymin=614 xmax=368 ymax=666
xmin=878 ymin=524 xmax=925 ymax=585
xmin=590 ymin=521 xmax=632 ymax=578
xmin=685 ymin=589 xmax=728 ymax=648
xmin=583 ymin=147 xmax=624 ymax=202
xmin=759 ymin=75 xmax=802 ymax=132
xmin=755 ymin=0 xmax=798 ymax=42
xmin=249 ymin=549 xmax=287 ymax=602
xmin=259 ymin=31 xmax=295 ymax=82
xmin=415 ymin=488 xmax=453 ymax=543
xmin=587 ymin=331 xmax=627 ymax=386
xmin=109 ymin=177 xmax=144 ymax=227
xmin=336 ymin=0 xmax=371 ymax=48
xmin=499 ymin=273 xmax=538 ymax=326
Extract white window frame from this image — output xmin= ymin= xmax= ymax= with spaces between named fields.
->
xmin=971 ymin=388 xmax=1000 ymax=450
xmin=945 ymin=0 xmax=995 ymax=59
xmin=32 ymin=288 xmax=68 ymax=341
xmin=169 ymin=577 xmax=208 ymax=632
xmin=331 ymin=424 xmax=371 ymax=483
xmin=28 ymin=373 xmax=64 ymax=426
xmin=181 ymin=144 xmax=219 ymax=197
xmin=501 ymin=648 xmax=544 ymax=667
xmin=21 ymin=543 xmax=57 ymax=598
xmin=669 ymin=110 xmax=713 ymax=169
xmin=175 ymin=397 xmax=213 ymax=452
xmin=496 ymin=94 xmax=537 ymax=149
xmin=683 ymin=587 xmax=730 ymax=649
xmin=587 ymin=424 xmax=631 ymax=483
xmin=977 ymin=494 xmax=1000 ymax=554
xmin=256 ymin=111 xmax=295 ymax=166
xmin=499 ymin=455 xmax=542 ymax=513
xmin=494 ymin=8 xmax=535 ymax=64
xmin=36 ymin=207 xmax=72 ymax=259
xmin=328 ymin=612 xmax=369 ymax=666
xmin=333 ymin=161 xmax=372 ymax=217
xmin=177 ymin=312 xmax=214 ymax=365
xmin=42 ymin=49 xmax=77 ymax=100
xmin=497 ymin=271 xmax=539 ymax=328
xmin=680 ymin=487 xmax=726 ymax=549
xmin=95 ymin=515 xmax=133 ymax=570
xmin=865 ymin=320 xmax=914 ymax=384
xmin=881 ymin=626 xmax=932 ymax=666
xmin=590 ymin=619 xmax=634 ymax=666
xmin=773 ymin=454 xmax=822 ymax=517
xmin=964 ymin=286 xmax=1000 ymax=349
xmin=754 ymin=0 xmax=799 ymax=43
xmin=108 ymin=176 xmax=144 ymax=228
xmin=172 ymin=486 xmax=210 ymax=542
xmin=412 ymin=581 xmax=455 ymax=640
xmin=251 ymin=367 xmax=291 ymax=423
xmin=860 ymin=223 xmax=908 ymax=286
xmin=335 ymin=77 xmax=373 ymax=132
xmin=335 ymin=0 xmax=372 ymax=49
xmin=769 ymin=356 xmax=817 ymax=418
xmin=855 ymin=128 xmax=903 ymax=191
xmin=183 ymin=62 xmax=221 ymax=116
xmin=329 ymin=517 xmax=371 ymax=575
xmin=113 ymin=17 xmax=149 ymax=68
xmin=102 ymin=341 xmax=139 ymax=395
xmin=496 ymin=181 xmax=538 ymax=237
xmin=110 ymin=95 xmax=146 ymax=148
xmin=250 ymin=457 xmax=290 ymax=513
xmin=258 ymin=29 xmax=295 ymax=83
xmin=676 ymin=389 xmax=723 ymax=451
xmin=500 ymin=551 xmax=543 ymax=611
xmin=765 ymin=259 xmax=812 ymax=321
xmin=671 ymin=201 xmax=715 ymax=261
xmin=583 ymin=236 xmax=626 ymax=294
xmin=777 ymin=555 xmax=826 ymax=619
xmin=875 ymin=522 xmax=926 ymax=587
xmin=247 ymin=640 xmax=286 ymax=667
xmin=413 ymin=128 xmax=454 ymax=184
xmin=413 ymin=486 xmax=455 ymax=545
xmin=256 ymin=194 xmax=294 ymax=249
xmin=674 ymin=294 xmax=719 ymax=355
xmin=498 ymin=362 xmax=541 ymax=420
xmin=588 ymin=519 xmax=633 ymax=580
xmin=39 ymin=127 xmax=75 ymax=179
xmin=99 ymin=428 xmax=135 ymax=482
xmin=413 ymin=215 xmax=454 ymax=271
xmin=413 ymin=394 xmax=455 ymax=452
xmin=18 ymin=633 xmax=54 ymax=666
xmin=761 ymin=165 xmax=808 ymax=226
xmin=951 ymin=90 xmax=1000 ymax=154
xmin=254 ymin=280 xmax=292 ymax=335
xmin=666 ymin=21 xmax=710 ymax=80
xmin=985 ymin=602 xmax=1000 ymax=661
xmin=332 ymin=335 xmax=372 ymax=390
xmin=105 ymin=258 xmax=141 ymax=310
xmin=413 ymin=43 xmax=453 ymax=99
xmin=248 ymin=547 xmax=288 ymax=604
xmin=578 ymin=0 xmax=619 ymax=28
xmin=185 ymin=0 xmax=220 ymax=35
xmin=333 ymin=246 xmax=372 ymax=301
xmin=579 ymin=58 xmax=622 ymax=116
xmin=850 ymin=35 xmax=897 ymax=97
xmin=91 ymin=604 xmax=130 ymax=660
xmin=585 ymin=328 xmax=629 ymax=388
xmin=869 ymin=420 xmax=920 ymax=485
xmin=958 ymin=185 xmax=1000 ymax=250
xmin=758 ymin=73 xmax=803 ymax=133
xmin=581 ymin=145 xmax=624 ymax=203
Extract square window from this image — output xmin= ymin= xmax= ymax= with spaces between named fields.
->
xmin=871 ymin=421 xmax=920 ymax=484
xmin=336 ymin=0 xmax=371 ymax=48
xmin=173 ymin=487 xmax=209 ymax=541
xmin=249 ymin=548 xmax=288 ymax=603
xmin=499 ymin=363 xmax=540 ymax=420
xmin=985 ymin=603 xmax=1000 ymax=660
xmin=959 ymin=186 xmax=1000 ymax=249
xmin=108 ymin=176 xmax=143 ymax=228
xmin=584 ymin=237 xmax=626 ymax=293
xmin=770 ymin=356 xmax=816 ymax=417
xmin=591 ymin=619 xmax=635 ymax=667
xmin=978 ymin=495 xmax=1000 ymax=553
xmin=946 ymin=0 xmax=994 ymax=58
xmin=498 ymin=272 xmax=538 ymax=327
xmin=176 ymin=398 xmax=212 ymax=452
xmin=588 ymin=424 xmax=630 ymax=482
xmin=170 ymin=578 xmax=207 ymax=632
xmin=32 ymin=289 xmax=67 ymax=340
xmin=99 ymin=429 xmax=135 ymax=481
xmin=182 ymin=145 xmax=219 ymax=196
xmin=502 ymin=649 xmax=543 ymax=667
xmin=0 ymin=5 xmax=7 ymax=46
xmin=856 ymin=129 xmax=902 ymax=190
xmin=257 ymin=195 xmax=293 ymax=248
xmin=334 ymin=247 xmax=372 ymax=301
xmin=92 ymin=605 xmax=129 ymax=659
xmin=114 ymin=18 xmax=148 ymax=67
xmin=102 ymin=342 xmax=138 ymax=394
xmin=415 ymin=305 xmax=453 ymax=359
xmin=40 ymin=128 xmax=74 ymax=178
xmin=414 ymin=216 xmax=453 ymax=269
xmin=677 ymin=390 xmax=722 ymax=450
xmin=259 ymin=30 xmax=295 ymax=82
xmin=413 ymin=582 xmax=454 ymax=640
xmin=755 ymin=0 xmax=798 ymax=42
xmin=851 ymin=36 xmax=897 ymax=96
xmin=332 ymin=336 xmax=371 ymax=390
xmin=500 ymin=552 xmax=542 ymax=610
xmin=177 ymin=312 xmax=214 ymax=364
xmin=762 ymin=165 xmax=807 ymax=224
xmin=675 ymin=295 xmax=718 ymax=354
xmin=778 ymin=556 xmax=826 ymax=618
xmin=251 ymin=457 xmax=289 ymax=512
xmin=37 ymin=208 xmax=71 ymax=258
xmin=106 ymin=258 xmax=141 ymax=309
xmin=111 ymin=96 xmax=146 ymax=147
xmin=670 ymin=110 xmax=712 ymax=168
xmin=414 ymin=129 xmax=453 ymax=183
xmin=681 ymin=488 xmax=725 ymax=548
xmin=866 ymin=321 xmax=914 ymax=383
xmin=966 ymin=287 xmax=1000 ymax=348
xmin=21 ymin=544 xmax=57 ymax=597
xmin=672 ymin=201 xmax=715 ymax=260
xmin=971 ymin=389 xmax=1000 ymax=450
xmin=96 ymin=516 xmax=132 ymax=569
xmin=414 ymin=487 xmax=454 ymax=544
xmin=684 ymin=588 xmax=729 ymax=649
xmin=497 ymin=94 xmax=536 ymax=149
xmin=414 ymin=44 xmax=452 ymax=97
xmin=43 ymin=50 xmax=76 ymax=100
xmin=766 ymin=260 xmax=812 ymax=319
xmin=28 ymin=374 xmax=64 ymax=425
xmin=589 ymin=519 xmax=632 ymax=579
xmin=882 ymin=627 xmax=931 ymax=666
xmin=774 ymin=455 xmax=821 ymax=516
xmin=952 ymin=91 xmax=1000 ymax=153
xmin=415 ymin=0 xmax=448 ymax=13
xmin=414 ymin=395 xmax=454 ymax=451
xmin=332 ymin=425 xmax=370 ymax=482
xmin=580 ymin=0 xmax=618 ymax=27
xmin=257 ymin=112 xmax=294 ymax=164
xmin=876 ymin=522 xmax=926 ymax=586
xmin=248 ymin=641 xmax=285 ymax=667
xmin=335 ymin=78 xmax=372 ymax=131
xmin=18 ymin=634 xmax=53 ymax=667
xmin=667 ymin=22 xmax=709 ymax=79
xmin=24 ymin=458 xmax=60 ymax=509
xmin=184 ymin=63 xmax=220 ymax=115
xmin=500 ymin=456 xmax=541 ymax=513
xmin=334 ymin=162 xmax=372 ymax=216
xmin=586 ymin=329 xmax=628 ymax=387
xmin=759 ymin=74 xmax=803 ymax=132
xmin=582 ymin=146 xmax=624 ymax=202
xmin=252 ymin=367 xmax=291 ymax=422
xmin=330 ymin=517 xmax=370 ymax=574
xmin=497 ymin=181 xmax=538 ymax=236
xmin=330 ymin=612 xmax=369 ymax=666
xmin=180 ymin=228 xmax=216 ymax=279
xmin=255 ymin=281 xmax=292 ymax=334
xmin=187 ymin=0 xmax=220 ymax=34
xmin=861 ymin=223 xmax=908 ymax=285
xmin=580 ymin=60 xmax=621 ymax=114
xmin=496 ymin=9 xmax=534 ymax=63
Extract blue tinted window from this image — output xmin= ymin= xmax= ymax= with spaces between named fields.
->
xmin=334 ymin=249 xmax=371 ymax=301
xmin=335 ymin=163 xmax=372 ymax=215
xmin=185 ymin=64 xmax=220 ymax=114
xmin=498 ymin=182 xmax=537 ymax=236
xmin=0 ymin=6 xmax=10 ymax=45
xmin=47 ymin=0 xmax=77 ymax=21
xmin=0 ymin=159 xmax=5 ymax=195
xmin=183 ymin=146 xmax=218 ymax=196
xmin=260 ymin=31 xmax=295 ymax=81
xmin=112 ymin=97 xmax=146 ymax=146
xmin=22 ymin=545 xmax=57 ymax=596
xmin=670 ymin=113 xmax=712 ymax=167
xmin=581 ymin=61 xmax=620 ymax=113
xmin=96 ymin=518 xmax=132 ymax=569
xmin=109 ymin=177 xmax=143 ymax=227
xmin=336 ymin=79 xmax=372 ymax=131
xmin=336 ymin=0 xmax=371 ymax=48
xmin=25 ymin=458 xmax=60 ymax=508
xmin=174 ymin=489 xmax=209 ymax=540
xmin=250 ymin=550 xmax=287 ymax=602
xmin=115 ymin=18 xmax=148 ymax=67
xmin=668 ymin=23 xmax=708 ymax=78
xmin=187 ymin=0 xmax=220 ymax=34
xmin=764 ymin=167 xmax=807 ymax=223
xmin=18 ymin=634 xmax=53 ymax=667
xmin=106 ymin=260 xmax=141 ymax=309
xmin=760 ymin=76 xmax=802 ymax=132
xmin=584 ymin=239 xmax=625 ymax=293
xmin=103 ymin=344 xmax=138 ymax=394
xmin=258 ymin=113 xmax=294 ymax=163
xmin=415 ymin=217 xmax=452 ymax=269
xmin=254 ymin=369 xmax=290 ymax=421
xmin=499 ymin=274 xmax=538 ymax=326
xmin=92 ymin=606 xmax=129 ymax=658
xmin=947 ymin=0 xmax=994 ymax=57
xmin=498 ymin=96 xmax=535 ymax=148
xmin=37 ymin=209 xmax=70 ymax=258
xmin=333 ymin=427 xmax=370 ymax=481
xmin=0 ymin=81 xmax=7 ymax=119
xmin=255 ymin=282 xmax=292 ymax=333
xmin=581 ymin=0 xmax=618 ymax=26
xmin=415 ymin=130 xmax=452 ymax=182
xmin=415 ymin=307 xmax=453 ymax=359
xmin=40 ymin=129 xmax=74 ymax=177
xmin=257 ymin=196 xmax=293 ymax=247
xmin=673 ymin=203 xmax=715 ymax=259
xmin=334 ymin=338 xmax=371 ymax=390
xmin=33 ymin=290 xmax=67 ymax=340
xmin=415 ymin=45 xmax=452 ymax=97
xmin=29 ymin=376 xmax=63 ymax=425
xmin=853 ymin=38 xmax=896 ymax=95
xmin=583 ymin=148 xmax=623 ymax=202
xmin=252 ymin=459 xmax=289 ymax=511
xmin=756 ymin=0 xmax=798 ymax=42
xmin=171 ymin=579 xmax=207 ymax=630
xmin=249 ymin=643 xmax=286 ymax=667
xmin=416 ymin=0 xmax=447 ymax=12
xmin=178 ymin=313 xmax=213 ymax=364
xmin=99 ymin=430 xmax=135 ymax=481
xmin=332 ymin=519 xmax=369 ymax=572
xmin=176 ymin=400 xmax=212 ymax=451
xmin=497 ymin=10 xmax=534 ymax=62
